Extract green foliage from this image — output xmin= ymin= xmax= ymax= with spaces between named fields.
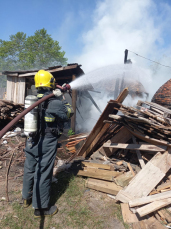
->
xmin=0 ymin=28 xmax=67 ymax=72
xmin=67 ymin=128 xmax=75 ymax=136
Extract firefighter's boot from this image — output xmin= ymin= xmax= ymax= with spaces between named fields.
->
xmin=34 ymin=205 xmax=58 ymax=218
xmin=23 ymin=198 xmax=32 ymax=208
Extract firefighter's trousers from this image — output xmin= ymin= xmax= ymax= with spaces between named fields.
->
xmin=22 ymin=134 xmax=58 ymax=209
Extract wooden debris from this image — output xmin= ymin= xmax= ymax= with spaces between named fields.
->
xmin=77 ymin=88 xmax=129 ymax=158
xmin=132 ymin=136 xmax=145 ymax=168
xmin=73 ymin=93 xmax=171 ymax=226
xmin=114 ymin=171 xmax=134 ymax=187
xmin=129 ymin=190 xmax=171 ymax=207
xmin=136 ymin=198 xmax=171 ymax=217
xmin=116 ymin=150 xmax=171 ymax=203
xmin=77 ymin=167 xmax=122 ymax=181
xmin=0 ymin=99 xmax=24 ymax=124
xmin=85 ymin=178 xmax=122 ymax=195
xmin=121 ymin=203 xmax=142 ymax=223
xmin=81 ymin=161 xmax=113 ymax=170
xmin=103 ymin=143 xmax=166 ymax=152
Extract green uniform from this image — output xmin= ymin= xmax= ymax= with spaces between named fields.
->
xmin=22 ymin=90 xmax=73 ymax=209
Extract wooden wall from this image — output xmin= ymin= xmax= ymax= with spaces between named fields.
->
xmin=6 ymin=76 xmax=25 ymax=104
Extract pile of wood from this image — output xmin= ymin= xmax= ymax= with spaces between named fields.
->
xmin=65 ymin=133 xmax=87 ymax=154
xmin=74 ymin=88 xmax=171 ymax=228
xmin=0 ymin=99 xmax=24 ymax=123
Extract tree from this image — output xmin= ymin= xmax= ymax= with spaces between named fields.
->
xmin=26 ymin=29 xmax=67 ymax=68
xmin=0 ymin=28 xmax=67 ymax=71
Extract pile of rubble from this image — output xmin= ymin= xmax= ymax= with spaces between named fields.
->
xmin=75 ymin=88 xmax=171 ymax=228
xmin=0 ymin=100 xmax=24 ymax=125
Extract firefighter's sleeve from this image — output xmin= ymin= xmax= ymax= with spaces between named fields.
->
xmin=46 ymin=100 xmax=74 ymax=121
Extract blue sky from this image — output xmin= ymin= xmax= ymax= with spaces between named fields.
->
xmin=1 ymin=0 xmax=171 ymax=73
xmin=0 ymin=0 xmax=97 ymax=64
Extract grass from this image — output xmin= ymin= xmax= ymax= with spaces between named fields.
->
xmin=0 ymin=172 xmax=127 ymax=229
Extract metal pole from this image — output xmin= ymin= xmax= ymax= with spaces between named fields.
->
xmin=124 ymin=49 xmax=128 ymax=64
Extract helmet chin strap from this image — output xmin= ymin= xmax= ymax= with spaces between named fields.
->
xmin=37 ymin=87 xmax=52 ymax=91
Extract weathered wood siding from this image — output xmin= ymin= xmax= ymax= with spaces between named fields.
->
xmin=6 ymin=76 xmax=25 ymax=104
xmin=0 ymin=88 xmax=6 ymax=99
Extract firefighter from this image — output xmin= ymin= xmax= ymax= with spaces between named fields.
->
xmin=22 ymin=70 xmax=73 ymax=217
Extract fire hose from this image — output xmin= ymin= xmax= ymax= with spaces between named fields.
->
xmin=0 ymin=84 xmax=71 ymax=139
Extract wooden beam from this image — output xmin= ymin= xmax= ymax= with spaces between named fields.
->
xmin=71 ymin=74 xmax=77 ymax=132
xmin=129 ymin=190 xmax=171 ymax=207
xmin=127 ymin=163 xmax=135 ymax=176
xmin=82 ymin=161 xmax=112 ymax=170
xmin=137 ymin=198 xmax=171 ymax=217
xmin=7 ymin=73 xmax=18 ymax=77
xmin=128 ymin=128 xmax=171 ymax=146
xmin=77 ymin=88 xmax=129 ymax=158
xmin=103 ymin=143 xmax=166 ymax=152
xmin=116 ymin=150 xmax=171 ymax=203
xmin=121 ymin=203 xmax=140 ymax=223
xmin=85 ymin=178 xmax=122 ymax=195
xmin=132 ymin=136 xmax=145 ymax=168
xmin=18 ymin=65 xmax=79 ymax=77
xmin=82 ymin=123 xmax=111 ymax=158
xmin=98 ymin=126 xmax=132 ymax=157
xmin=77 ymin=167 xmax=122 ymax=181
xmin=115 ymin=171 xmax=134 ymax=187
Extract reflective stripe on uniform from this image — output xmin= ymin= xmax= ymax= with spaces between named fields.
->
xmin=37 ymin=94 xmax=44 ymax=98
xmin=67 ymin=108 xmax=71 ymax=118
xmin=44 ymin=117 xmax=55 ymax=122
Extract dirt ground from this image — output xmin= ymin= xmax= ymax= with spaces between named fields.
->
xmin=0 ymin=135 xmax=128 ymax=229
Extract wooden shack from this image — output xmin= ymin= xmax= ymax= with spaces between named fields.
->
xmin=2 ymin=63 xmax=84 ymax=131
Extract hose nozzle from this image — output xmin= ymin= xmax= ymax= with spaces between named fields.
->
xmin=56 ymin=84 xmax=71 ymax=93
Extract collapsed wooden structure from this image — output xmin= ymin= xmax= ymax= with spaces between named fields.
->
xmin=74 ymin=88 xmax=171 ymax=228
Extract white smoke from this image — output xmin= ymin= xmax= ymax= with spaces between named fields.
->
xmin=75 ymin=0 xmax=171 ymax=73
xmin=73 ymin=0 xmax=171 ymax=132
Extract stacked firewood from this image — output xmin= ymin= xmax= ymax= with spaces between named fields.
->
xmin=0 ymin=99 xmax=24 ymax=122
xmin=110 ymin=100 xmax=171 ymax=143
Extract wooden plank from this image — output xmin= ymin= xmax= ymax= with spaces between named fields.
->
xmin=82 ymin=123 xmax=111 ymax=158
xmin=129 ymin=190 xmax=171 ymax=207
xmin=77 ymin=89 xmax=128 ymax=158
xmin=132 ymin=136 xmax=145 ymax=168
xmin=158 ymin=209 xmax=171 ymax=223
xmin=18 ymin=65 xmax=79 ymax=77
xmin=85 ymin=178 xmax=122 ymax=195
xmin=127 ymin=163 xmax=135 ymax=176
xmin=116 ymin=150 xmax=171 ymax=203
xmin=103 ymin=143 xmax=166 ymax=152
xmin=82 ymin=161 xmax=112 ymax=170
xmin=144 ymin=216 xmax=166 ymax=229
xmin=127 ymin=128 xmax=171 ymax=146
xmin=115 ymin=171 xmax=134 ymax=187
xmin=157 ymin=181 xmax=171 ymax=192
xmin=116 ymin=88 xmax=129 ymax=103
xmin=121 ymin=203 xmax=139 ymax=223
xmin=99 ymin=126 xmax=132 ymax=157
xmin=137 ymin=198 xmax=171 ymax=217
xmin=77 ymin=168 xmax=121 ymax=181
xmin=6 ymin=76 xmax=25 ymax=104
xmin=132 ymin=222 xmax=146 ymax=229
xmin=139 ymin=100 xmax=171 ymax=116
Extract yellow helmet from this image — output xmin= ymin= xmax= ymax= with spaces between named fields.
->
xmin=34 ymin=70 xmax=55 ymax=89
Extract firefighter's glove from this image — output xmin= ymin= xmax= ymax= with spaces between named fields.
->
xmin=53 ymin=89 xmax=63 ymax=97
xmin=62 ymin=83 xmax=70 ymax=93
